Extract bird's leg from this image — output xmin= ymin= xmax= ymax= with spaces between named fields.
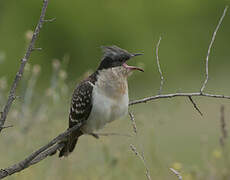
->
xmin=88 ymin=132 xmax=100 ymax=139
xmin=81 ymin=129 xmax=100 ymax=139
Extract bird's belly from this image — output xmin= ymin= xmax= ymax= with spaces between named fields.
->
xmin=82 ymin=89 xmax=129 ymax=133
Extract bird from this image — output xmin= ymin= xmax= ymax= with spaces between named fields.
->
xmin=59 ymin=45 xmax=143 ymax=157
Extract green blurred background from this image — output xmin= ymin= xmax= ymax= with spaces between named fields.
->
xmin=1 ymin=0 xmax=230 ymax=179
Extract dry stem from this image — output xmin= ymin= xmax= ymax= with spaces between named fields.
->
xmin=219 ymin=105 xmax=228 ymax=147
xmin=169 ymin=168 xmax=182 ymax=180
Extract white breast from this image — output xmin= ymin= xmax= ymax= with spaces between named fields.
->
xmin=82 ymin=67 xmax=129 ymax=133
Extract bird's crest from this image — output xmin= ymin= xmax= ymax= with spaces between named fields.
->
xmin=101 ymin=45 xmax=132 ymax=61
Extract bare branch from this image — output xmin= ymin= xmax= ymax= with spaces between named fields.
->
xmin=188 ymin=96 xmax=203 ymax=116
xmin=0 ymin=123 xmax=82 ymax=179
xmin=200 ymin=6 xmax=228 ymax=92
xmin=129 ymin=92 xmax=230 ymax=106
xmin=169 ymin=168 xmax=182 ymax=180
xmin=155 ymin=36 xmax=164 ymax=94
xmin=129 ymin=6 xmax=229 ymax=107
xmin=219 ymin=105 xmax=228 ymax=147
xmin=130 ymin=144 xmax=152 ymax=180
xmin=0 ymin=0 xmax=51 ymax=133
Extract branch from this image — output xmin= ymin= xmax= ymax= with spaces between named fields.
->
xmin=0 ymin=125 xmax=13 ymax=130
xmin=0 ymin=0 xmax=50 ymax=133
xmin=0 ymin=123 xmax=82 ymax=179
xmin=200 ymin=6 xmax=228 ymax=92
xmin=130 ymin=6 xmax=229 ymax=108
xmin=129 ymin=92 xmax=230 ymax=106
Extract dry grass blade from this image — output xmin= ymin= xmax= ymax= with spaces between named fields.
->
xmin=169 ymin=168 xmax=182 ymax=180
xmin=219 ymin=105 xmax=228 ymax=147
xmin=129 ymin=112 xmax=138 ymax=135
xmin=130 ymin=144 xmax=152 ymax=180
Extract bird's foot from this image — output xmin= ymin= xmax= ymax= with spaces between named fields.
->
xmin=88 ymin=132 xmax=100 ymax=139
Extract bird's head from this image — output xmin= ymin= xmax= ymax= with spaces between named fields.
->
xmin=97 ymin=45 xmax=144 ymax=75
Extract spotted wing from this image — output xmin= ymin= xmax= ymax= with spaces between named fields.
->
xmin=69 ymin=81 xmax=93 ymax=129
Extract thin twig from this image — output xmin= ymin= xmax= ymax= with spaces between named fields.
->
xmin=188 ymin=96 xmax=203 ymax=116
xmin=0 ymin=0 xmax=50 ymax=133
xmin=200 ymin=6 xmax=228 ymax=92
xmin=156 ymin=36 xmax=164 ymax=94
xmin=169 ymin=168 xmax=182 ymax=180
xmin=219 ymin=105 xmax=228 ymax=147
xmin=130 ymin=144 xmax=152 ymax=180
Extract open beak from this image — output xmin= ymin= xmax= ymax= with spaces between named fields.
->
xmin=122 ymin=63 xmax=144 ymax=72
xmin=122 ymin=53 xmax=144 ymax=72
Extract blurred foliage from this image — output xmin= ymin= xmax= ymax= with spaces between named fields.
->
xmin=0 ymin=0 xmax=230 ymax=89
xmin=1 ymin=0 xmax=230 ymax=179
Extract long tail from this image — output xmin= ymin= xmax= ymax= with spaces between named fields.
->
xmin=59 ymin=130 xmax=83 ymax=158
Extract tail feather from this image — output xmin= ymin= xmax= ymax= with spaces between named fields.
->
xmin=59 ymin=130 xmax=82 ymax=158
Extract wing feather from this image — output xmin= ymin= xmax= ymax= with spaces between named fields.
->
xmin=69 ymin=81 xmax=93 ymax=128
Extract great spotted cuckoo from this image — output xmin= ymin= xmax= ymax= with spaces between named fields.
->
xmin=59 ymin=46 xmax=143 ymax=157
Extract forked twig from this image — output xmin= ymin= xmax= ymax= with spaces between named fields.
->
xmin=130 ymin=6 xmax=229 ymax=108
xmin=129 ymin=92 xmax=230 ymax=106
